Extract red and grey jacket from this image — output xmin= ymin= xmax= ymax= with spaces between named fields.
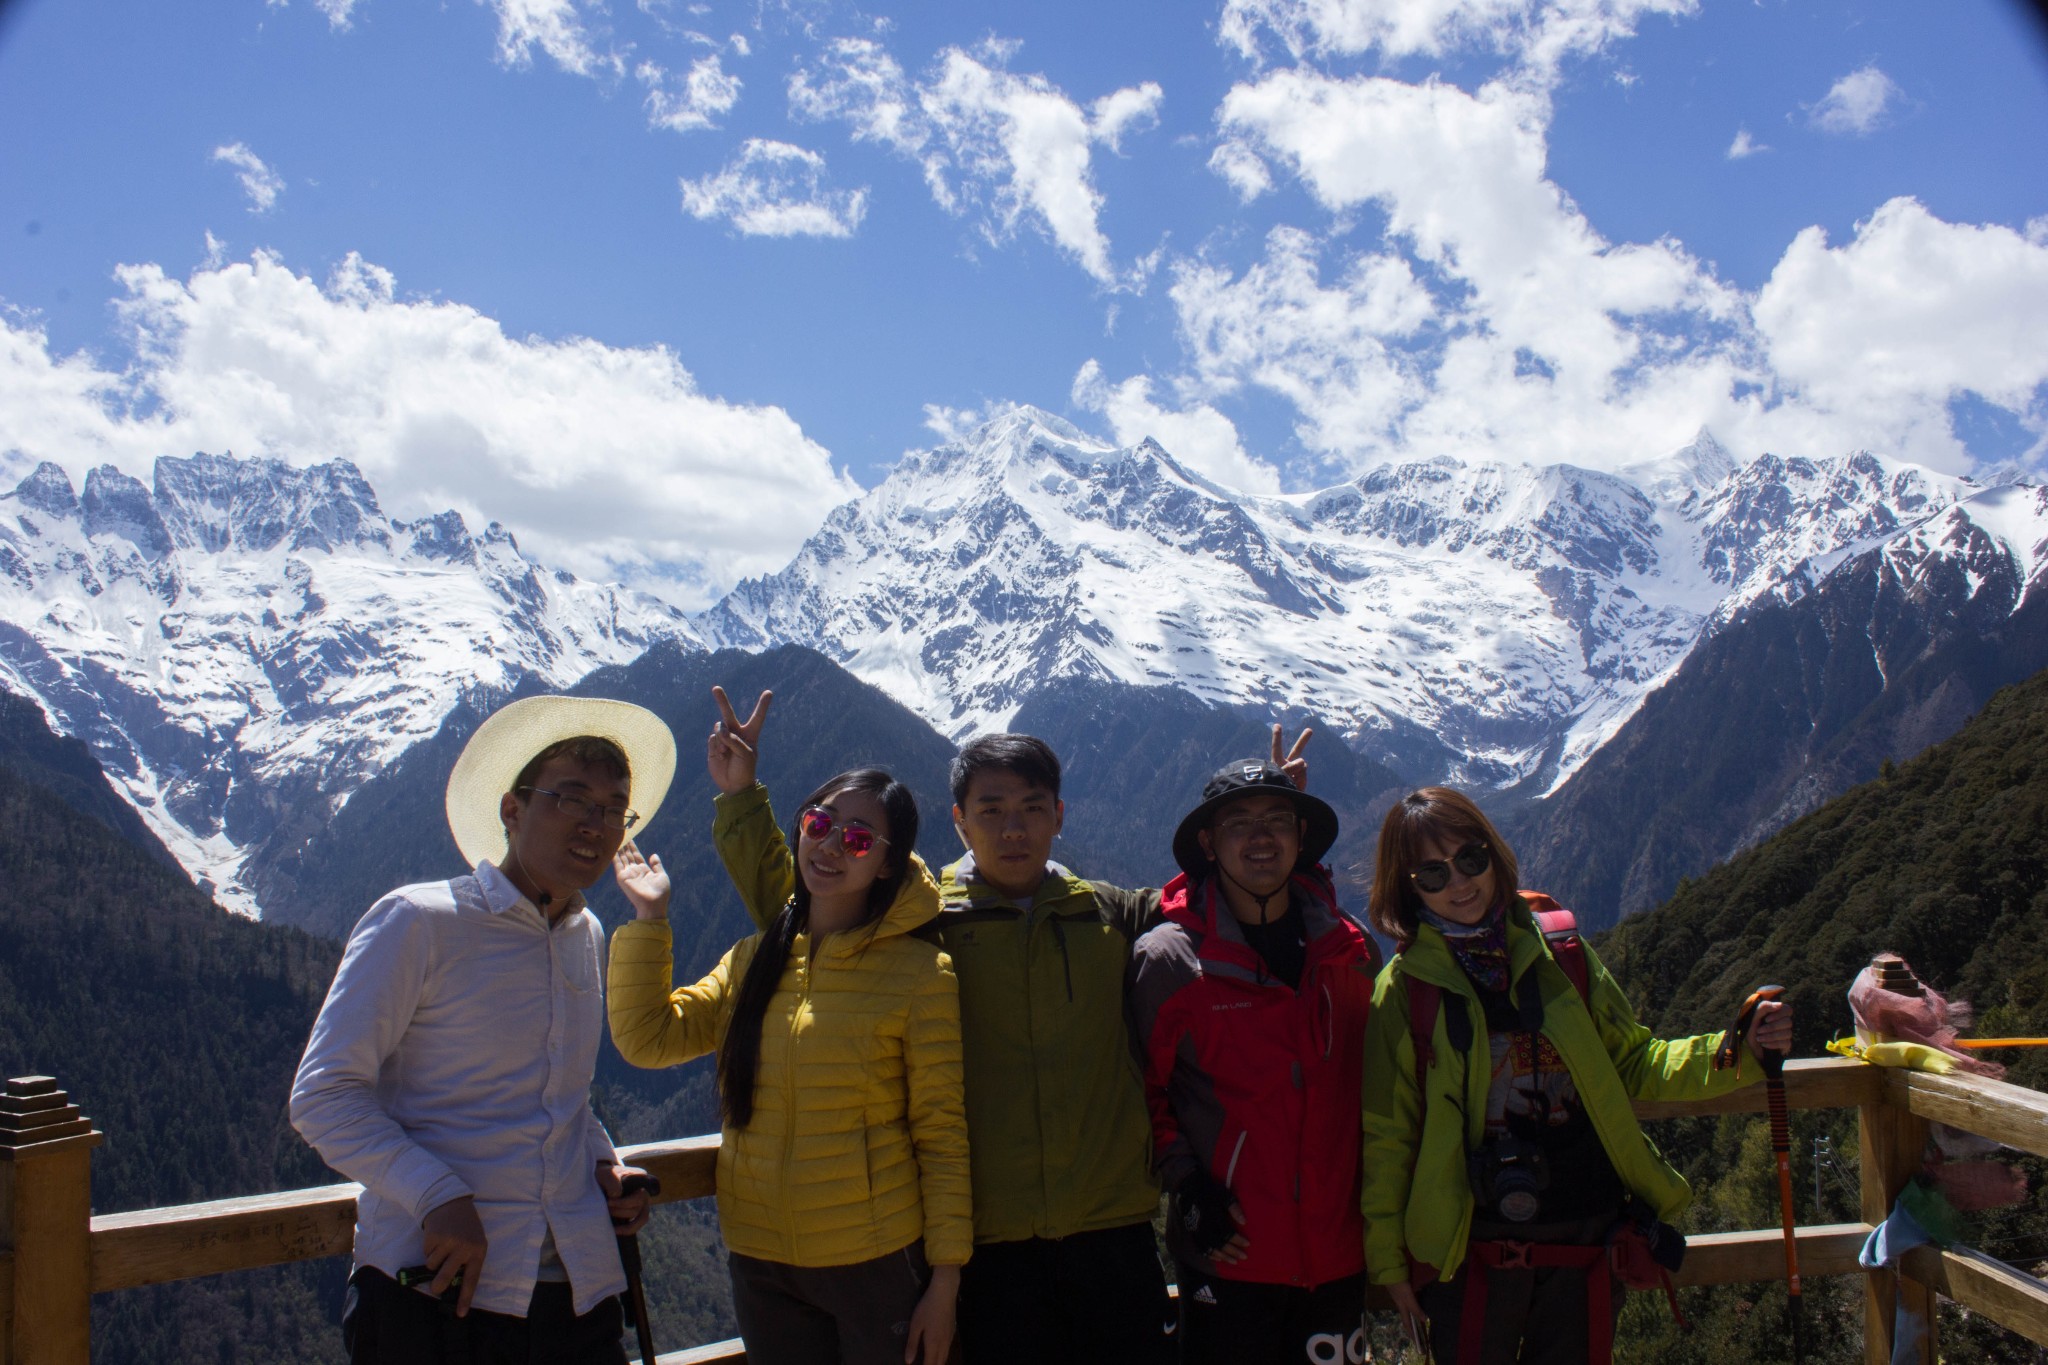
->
xmin=1127 ymin=868 xmax=1380 ymax=1287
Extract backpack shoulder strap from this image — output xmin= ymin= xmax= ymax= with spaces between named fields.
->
xmin=1407 ymin=975 xmax=1441 ymax=1104
xmin=1525 ymin=892 xmax=1591 ymax=1006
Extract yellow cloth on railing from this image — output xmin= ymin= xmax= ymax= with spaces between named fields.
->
xmin=1826 ymin=1036 xmax=1958 ymax=1073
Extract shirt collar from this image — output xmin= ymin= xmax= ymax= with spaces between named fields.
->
xmin=477 ymin=860 xmax=586 ymax=921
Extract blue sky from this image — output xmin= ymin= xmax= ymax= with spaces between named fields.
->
xmin=2 ymin=0 xmax=2046 ymax=605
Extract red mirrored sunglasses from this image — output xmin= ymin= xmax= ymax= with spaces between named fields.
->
xmin=798 ymin=805 xmax=890 ymax=858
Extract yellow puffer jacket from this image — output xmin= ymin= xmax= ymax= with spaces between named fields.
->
xmin=607 ymin=856 xmax=972 ymax=1269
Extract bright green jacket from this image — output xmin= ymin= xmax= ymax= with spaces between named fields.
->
xmin=1359 ymin=897 xmax=1762 ymax=1286
xmin=714 ymin=784 xmax=1163 ymax=1244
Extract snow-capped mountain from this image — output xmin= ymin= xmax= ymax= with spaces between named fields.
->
xmin=702 ymin=408 xmax=2006 ymax=792
xmin=0 ymin=453 xmax=699 ymax=913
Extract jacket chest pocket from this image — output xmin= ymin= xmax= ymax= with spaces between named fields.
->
xmin=1041 ymin=916 xmax=1125 ymax=1010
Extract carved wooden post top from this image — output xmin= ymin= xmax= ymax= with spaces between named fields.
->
xmin=0 ymin=1076 xmax=102 ymax=1160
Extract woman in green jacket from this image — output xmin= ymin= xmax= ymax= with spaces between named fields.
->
xmin=1360 ymin=787 xmax=1792 ymax=1365
xmin=608 ymin=767 xmax=970 ymax=1365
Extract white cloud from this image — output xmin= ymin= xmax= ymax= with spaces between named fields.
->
xmin=1217 ymin=72 xmax=1734 ymax=397
xmin=1208 ymin=140 xmax=1274 ymax=200
xmin=637 ymin=54 xmax=740 ymax=132
xmin=1754 ymin=197 xmax=2048 ymax=468
xmin=211 ymin=143 xmax=285 ymax=213
xmin=1810 ymin=65 xmax=1902 ymax=135
xmin=1071 ymin=359 xmax=1279 ymax=492
xmin=1727 ymin=128 xmax=1767 ymax=160
xmin=269 ymin=0 xmax=360 ymax=28
xmin=1218 ymin=0 xmax=1696 ymax=82
xmin=922 ymin=402 xmax=1004 ymax=444
xmin=1171 ymin=227 xmax=1436 ymax=460
xmin=488 ymin=0 xmax=622 ymax=79
xmin=0 ymin=252 xmax=857 ymax=605
xmin=791 ymin=38 xmax=1162 ymax=287
xmin=680 ymin=140 xmax=868 ymax=238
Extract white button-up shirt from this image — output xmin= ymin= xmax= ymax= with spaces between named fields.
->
xmin=290 ymin=862 xmax=626 ymax=1316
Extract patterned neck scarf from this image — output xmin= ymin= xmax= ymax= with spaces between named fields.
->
xmin=1421 ymin=900 xmax=1511 ymax=994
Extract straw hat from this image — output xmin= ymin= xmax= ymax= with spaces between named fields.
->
xmin=445 ymin=695 xmax=677 ymax=867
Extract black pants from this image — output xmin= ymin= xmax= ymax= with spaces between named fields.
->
xmin=957 ymin=1221 xmax=1173 ymax=1365
xmin=341 ymin=1266 xmax=627 ymax=1365
xmin=1416 ymin=1216 xmax=1623 ymax=1365
xmin=728 ymin=1243 xmax=934 ymax=1365
xmin=1174 ymin=1262 xmax=1367 ymax=1365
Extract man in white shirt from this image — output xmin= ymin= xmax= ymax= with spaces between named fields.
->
xmin=292 ymin=695 xmax=677 ymax=1364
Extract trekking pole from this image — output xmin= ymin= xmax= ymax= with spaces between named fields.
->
xmin=1754 ymin=987 xmax=1802 ymax=1363
xmin=616 ymin=1172 xmax=662 ymax=1364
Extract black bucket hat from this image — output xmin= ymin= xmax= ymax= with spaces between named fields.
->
xmin=1171 ymin=759 xmax=1339 ymax=880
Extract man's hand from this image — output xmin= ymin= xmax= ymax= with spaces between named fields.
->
xmin=598 ymin=1162 xmax=653 ymax=1235
xmin=707 ymin=686 xmax=772 ymax=796
xmin=1747 ymin=997 xmax=1794 ymax=1057
xmin=904 ymin=1263 xmax=960 ymax=1364
xmin=1386 ymin=1280 xmax=1429 ymax=1357
xmin=613 ymin=842 xmax=672 ymax=922
xmin=1180 ymin=1168 xmax=1251 ymax=1265
xmin=421 ymin=1195 xmax=488 ymax=1316
xmin=1271 ymin=723 xmax=1312 ymax=792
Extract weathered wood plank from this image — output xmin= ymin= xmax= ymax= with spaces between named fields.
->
xmin=1892 ymin=1070 xmax=2048 ymax=1162
xmin=656 ymin=1339 xmax=745 ymax=1363
xmin=617 ymin=1134 xmax=720 ymax=1204
xmin=1900 ymin=1244 xmax=2048 ymax=1347
xmin=1674 ymin=1223 xmax=1873 ymax=1287
xmin=1633 ymin=1057 xmax=1880 ymax=1120
xmin=90 ymin=1185 xmax=360 ymax=1293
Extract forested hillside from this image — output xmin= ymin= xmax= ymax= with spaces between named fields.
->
xmin=1592 ymin=664 xmax=2048 ymax=1363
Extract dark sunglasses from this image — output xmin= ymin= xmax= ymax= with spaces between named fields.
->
xmin=1409 ymin=842 xmax=1491 ymax=894
xmin=798 ymin=806 xmax=889 ymax=858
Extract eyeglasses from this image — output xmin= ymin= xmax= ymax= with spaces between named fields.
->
xmin=798 ymin=806 xmax=889 ymax=858
xmin=1214 ymin=810 xmax=1301 ymax=840
xmin=1409 ymin=842 xmax=1491 ymax=894
xmin=521 ymin=787 xmax=639 ymax=831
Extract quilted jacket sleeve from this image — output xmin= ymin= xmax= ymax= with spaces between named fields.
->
xmin=713 ymin=784 xmax=797 ymax=932
xmin=904 ymin=947 xmax=973 ymax=1267
xmin=606 ymin=919 xmax=740 ymax=1069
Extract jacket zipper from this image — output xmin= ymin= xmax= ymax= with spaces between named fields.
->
xmin=1049 ymin=916 xmax=1074 ymax=1003
xmin=783 ymin=939 xmax=810 ymax=1252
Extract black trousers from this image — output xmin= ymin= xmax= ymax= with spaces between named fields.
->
xmin=727 ymin=1243 xmax=934 ymax=1365
xmin=1174 ymin=1262 xmax=1367 ymax=1365
xmin=957 ymin=1221 xmax=1174 ymax=1365
xmin=341 ymin=1266 xmax=627 ymax=1365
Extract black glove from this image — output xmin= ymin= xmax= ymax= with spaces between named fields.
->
xmin=1177 ymin=1168 xmax=1239 ymax=1257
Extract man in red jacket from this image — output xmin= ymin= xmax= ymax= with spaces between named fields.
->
xmin=1128 ymin=761 xmax=1379 ymax=1365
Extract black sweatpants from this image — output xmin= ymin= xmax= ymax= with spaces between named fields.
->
xmin=728 ymin=1243 xmax=935 ymax=1365
xmin=957 ymin=1221 xmax=1174 ymax=1365
xmin=341 ymin=1266 xmax=627 ymax=1365
xmin=1174 ymin=1262 xmax=1367 ymax=1365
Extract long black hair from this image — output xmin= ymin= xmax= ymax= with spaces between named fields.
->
xmin=717 ymin=768 xmax=921 ymax=1128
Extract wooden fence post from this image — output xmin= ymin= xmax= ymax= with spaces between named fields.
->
xmin=0 ymin=1077 xmax=102 ymax=1365
xmin=1860 ymin=1070 xmax=1935 ymax=1365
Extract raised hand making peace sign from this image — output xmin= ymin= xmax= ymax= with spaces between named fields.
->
xmin=1271 ymin=722 xmax=1312 ymax=791
xmin=706 ymin=685 xmax=773 ymax=795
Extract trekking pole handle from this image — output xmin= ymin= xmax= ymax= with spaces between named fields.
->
xmin=1746 ymin=985 xmax=1788 ymax=1080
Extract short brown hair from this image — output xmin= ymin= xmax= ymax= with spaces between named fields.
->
xmin=510 ymin=736 xmax=631 ymax=801
xmin=1367 ymin=787 xmax=1520 ymax=949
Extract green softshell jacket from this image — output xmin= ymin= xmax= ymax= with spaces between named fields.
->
xmin=714 ymin=784 xmax=1163 ymax=1244
xmin=1359 ymin=896 xmax=1763 ymax=1287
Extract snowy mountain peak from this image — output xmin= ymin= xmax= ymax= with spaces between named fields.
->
xmin=1620 ymin=427 xmax=1739 ymax=503
xmin=0 ymin=449 xmax=701 ymax=914
xmin=152 ymin=452 xmax=392 ymax=557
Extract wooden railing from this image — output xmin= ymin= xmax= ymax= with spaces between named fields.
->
xmin=2 ymin=1058 xmax=2045 ymax=1363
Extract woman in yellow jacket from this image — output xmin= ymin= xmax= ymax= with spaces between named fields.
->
xmin=607 ymin=766 xmax=969 ymax=1365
